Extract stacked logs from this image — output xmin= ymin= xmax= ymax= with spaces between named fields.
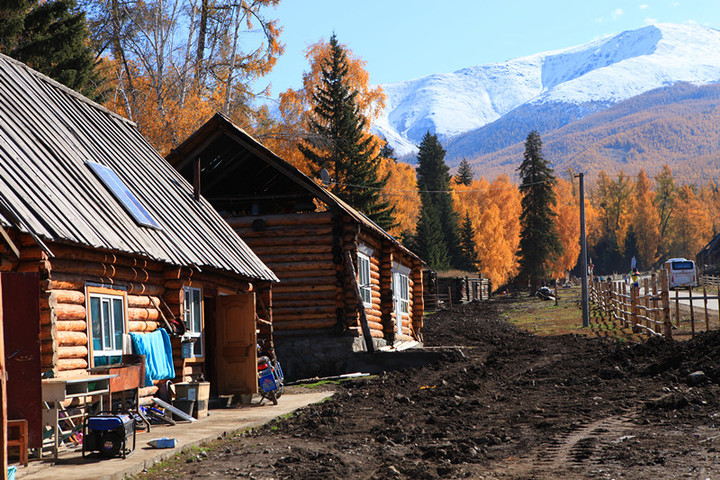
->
xmin=226 ymin=212 xmax=340 ymax=331
xmin=19 ymin=243 xmax=165 ymax=377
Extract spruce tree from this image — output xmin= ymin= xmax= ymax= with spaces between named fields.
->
xmin=0 ymin=0 xmax=98 ymax=98
xmin=459 ymin=211 xmax=479 ymax=272
xmin=415 ymin=199 xmax=451 ymax=270
xmin=455 ymin=158 xmax=474 ymax=186
xmin=415 ymin=132 xmax=462 ymax=269
xmin=0 ymin=0 xmax=31 ymax=51
xmin=299 ymin=34 xmax=395 ymax=230
xmin=517 ymin=131 xmax=563 ymax=291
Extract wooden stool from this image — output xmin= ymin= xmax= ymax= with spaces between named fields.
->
xmin=7 ymin=419 xmax=28 ymax=466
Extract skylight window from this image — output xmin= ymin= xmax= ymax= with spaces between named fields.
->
xmin=86 ymin=161 xmax=161 ymax=229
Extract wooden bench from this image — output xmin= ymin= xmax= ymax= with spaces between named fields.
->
xmin=7 ymin=419 xmax=28 ymax=466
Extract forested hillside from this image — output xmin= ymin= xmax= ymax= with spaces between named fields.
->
xmin=459 ymin=82 xmax=720 ymax=181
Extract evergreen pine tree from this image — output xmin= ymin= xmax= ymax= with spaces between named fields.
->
xmin=299 ymin=34 xmax=395 ymax=230
xmin=455 ymin=158 xmax=474 ymax=186
xmin=415 ymin=198 xmax=451 ymax=270
xmin=0 ymin=0 xmax=31 ymax=51
xmin=459 ymin=211 xmax=479 ymax=272
xmin=517 ymin=131 xmax=563 ymax=291
xmin=415 ymin=132 xmax=462 ymax=269
xmin=0 ymin=0 xmax=98 ymax=97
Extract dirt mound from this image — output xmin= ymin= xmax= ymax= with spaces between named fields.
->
xmin=139 ymin=301 xmax=720 ymax=480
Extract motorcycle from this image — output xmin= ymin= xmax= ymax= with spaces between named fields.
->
xmin=257 ymin=353 xmax=284 ymax=405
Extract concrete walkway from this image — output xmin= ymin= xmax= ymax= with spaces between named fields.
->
xmin=16 ymin=390 xmax=333 ymax=480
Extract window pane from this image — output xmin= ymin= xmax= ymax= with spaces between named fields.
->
xmin=113 ymin=298 xmax=124 ymax=351
xmin=102 ymin=299 xmax=111 ymax=351
xmin=90 ymin=297 xmax=102 ymax=352
xmin=192 ymin=289 xmax=202 ymax=332
xmin=184 ymin=289 xmax=191 ymax=328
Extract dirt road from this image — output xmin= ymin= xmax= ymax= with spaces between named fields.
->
xmin=138 ymin=300 xmax=720 ymax=479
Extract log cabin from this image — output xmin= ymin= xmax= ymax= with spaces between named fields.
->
xmin=0 ymin=55 xmax=278 ymax=453
xmin=167 ymin=113 xmax=424 ymax=380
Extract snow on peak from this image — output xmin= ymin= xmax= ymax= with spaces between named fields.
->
xmin=373 ymin=23 xmax=720 ymax=157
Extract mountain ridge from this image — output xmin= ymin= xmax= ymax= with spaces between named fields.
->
xmin=372 ymin=23 xmax=720 ymax=164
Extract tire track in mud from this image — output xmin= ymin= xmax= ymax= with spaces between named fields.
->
xmin=534 ymin=414 xmax=636 ymax=468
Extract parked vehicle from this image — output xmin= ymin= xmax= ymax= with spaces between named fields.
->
xmin=664 ymin=258 xmax=697 ymax=289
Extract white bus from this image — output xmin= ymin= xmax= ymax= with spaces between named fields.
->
xmin=664 ymin=258 xmax=697 ymax=289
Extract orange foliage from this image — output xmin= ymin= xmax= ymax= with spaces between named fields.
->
xmin=631 ymin=170 xmax=661 ymax=268
xmin=376 ymin=157 xmax=420 ymax=238
xmin=452 ymin=176 xmax=521 ymax=288
xmin=548 ymin=179 xmax=580 ymax=279
xmin=668 ymin=185 xmax=713 ymax=257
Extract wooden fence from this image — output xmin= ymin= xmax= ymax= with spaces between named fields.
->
xmin=423 ymin=275 xmax=491 ymax=311
xmin=590 ymin=271 xmax=720 ymax=340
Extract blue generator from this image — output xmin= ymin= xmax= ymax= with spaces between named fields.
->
xmin=83 ymin=412 xmax=136 ymax=458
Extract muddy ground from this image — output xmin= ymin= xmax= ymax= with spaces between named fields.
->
xmin=140 ymin=300 xmax=720 ymax=479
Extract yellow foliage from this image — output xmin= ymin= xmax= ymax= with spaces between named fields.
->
xmin=376 ymin=157 xmax=420 ymax=238
xmin=548 ymin=179 xmax=580 ymax=279
xmin=452 ymin=176 xmax=521 ymax=288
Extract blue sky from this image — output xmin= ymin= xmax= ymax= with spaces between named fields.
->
xmin=257 ymin=0 xmax=720 ymax=101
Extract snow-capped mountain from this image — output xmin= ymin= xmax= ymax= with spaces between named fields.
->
xmin=373 ymin=23 xmax=720 ymax=159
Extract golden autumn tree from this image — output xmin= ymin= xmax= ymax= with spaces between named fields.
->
xmin=85 ymin=0 xmax=284 ymax=155
xmin=630 ymin=170 xmax=661 ymax=269
xmin=548 ymin=178 xmax=580 ymax=279
xmin=376 ymin=151 xmax=420 ymax=238
xmin=667 ymin=184 xmax=713 ymax=258
xmin=452 ymin=176 xmax=521 ymax=288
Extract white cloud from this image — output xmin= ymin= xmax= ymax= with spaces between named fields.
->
xmin=644 ymin=17 xmax=658 ymax=24
xmin=612 ymin=8 xmax=624 ymax=19
xmin=639 ymin=4 xmax=648 ymax=9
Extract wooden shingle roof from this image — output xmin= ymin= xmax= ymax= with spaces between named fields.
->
xmin=0 ymin=54 xmax=277 ymax=282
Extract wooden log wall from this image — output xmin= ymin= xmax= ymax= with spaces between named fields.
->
xmin=226 ymin=212 xmax=341 ymax=332
xmin=16 ymin=242 xmax=165 ymax=378
xmin=354 ymin=230 xmax=385 ymax=339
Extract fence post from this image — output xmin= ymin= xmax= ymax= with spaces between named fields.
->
xmin=661 ymin=269 xmax=672 ymax=339
xmin=689 ymin=286 xmax=695 ymax=338
xmin=644 ymin=277 xmax=650 ymax=330
xmin=704 ymin=286 xmax=709 ymax=332
xmin=448 ymin=286 xmax=452 ymax=310
xmin=651 ymin=273 xmax=658 ymax=329
xmin=630 ymin=285 xmax=638 ymax=333
xmin=675 ymin=289 xmax=680 ymax=327
xmin=465 ymin=276 xmax=469 ymax=302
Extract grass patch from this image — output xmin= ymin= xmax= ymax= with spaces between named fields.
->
xmin=503 ymin=285 xmax=642 ymax=342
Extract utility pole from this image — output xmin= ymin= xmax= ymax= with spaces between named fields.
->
xmin=576 ymin=173 xmax=590 ymax=328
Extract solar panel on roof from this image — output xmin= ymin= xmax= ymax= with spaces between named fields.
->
xmin=86 ymin=161 xmax=161 ymax=229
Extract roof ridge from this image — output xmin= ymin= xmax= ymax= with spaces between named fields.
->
xmin=0 ymin=53 xmax=137 ymax=127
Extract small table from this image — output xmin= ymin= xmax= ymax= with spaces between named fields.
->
xmin=41 ymin=374 xmax=117 ymax=460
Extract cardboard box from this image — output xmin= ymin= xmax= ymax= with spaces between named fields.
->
xmin=174 ymin=382 xmax=210 ymax=418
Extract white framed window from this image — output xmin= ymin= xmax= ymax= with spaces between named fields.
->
xmin=357 ymin=252 xmax=372 ymax=307
xmin=398 ymin=274 xmax=410 ymax=314
xmin=183 ymin=287 xmax=203 ymax=357
xmin=88 ymin=289 xmax=127 ymax=367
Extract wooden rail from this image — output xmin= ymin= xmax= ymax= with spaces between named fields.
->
xmin=591 ymin=270 xmax=720 ymax=339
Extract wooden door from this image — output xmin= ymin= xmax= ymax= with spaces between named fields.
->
xmin=1 ymin=272 xmax=41 ymax=448
xmin=215 ymin=294 xmax=257 ymax=395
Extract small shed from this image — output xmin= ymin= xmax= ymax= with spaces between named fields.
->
xmin=0 ymin=55 xmax=278 ymax=453
xmin=167 ymin=113 xmax=424 ymax=380
xmin=697 ymin=233 xmax=720 ymax=274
